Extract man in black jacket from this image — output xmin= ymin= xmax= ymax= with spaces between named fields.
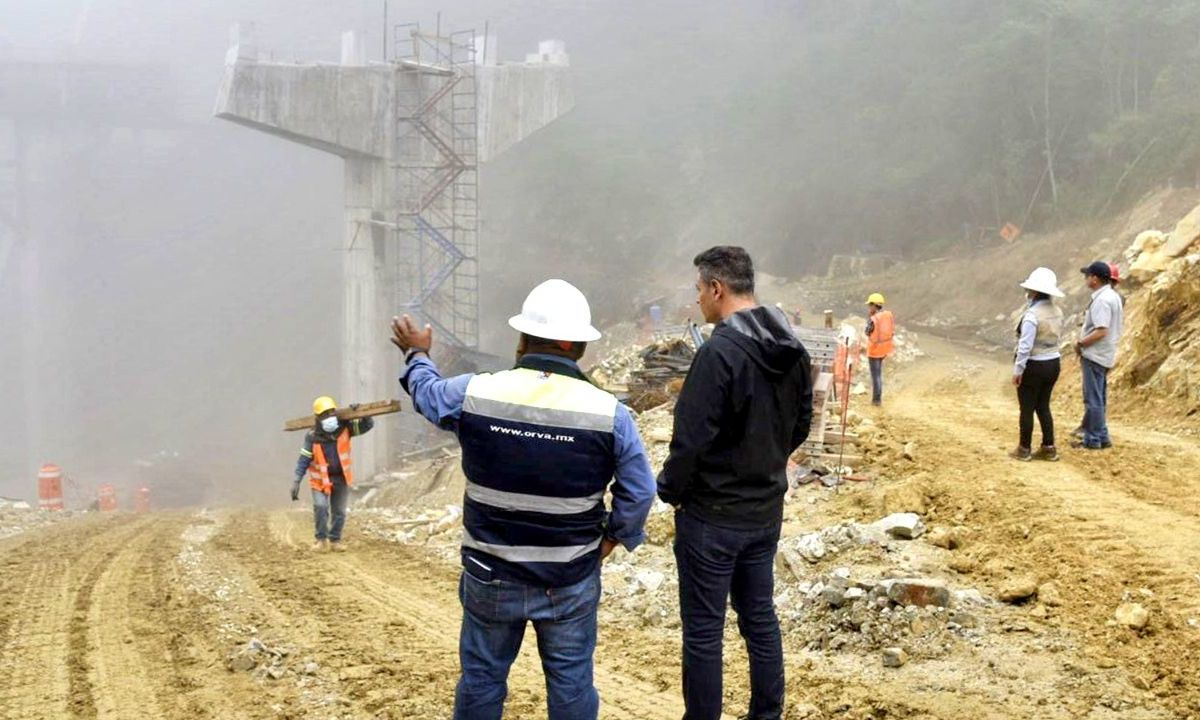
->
xmin=659 ymin=246 xmax=813 ymax=720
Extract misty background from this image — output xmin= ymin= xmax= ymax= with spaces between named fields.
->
xmin=3 ymin=0 xmax=1199 ymax=504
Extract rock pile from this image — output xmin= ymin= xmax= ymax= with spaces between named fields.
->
xmin=359 ymin=505 xmax=463 ymax=549
xmin=775 ymin=568 xmax=986 ymax=659
xmin=226 ymin=637 xmax=295 ymax=680
xmin=776 ymin=520 xmax=899 ymax=570
xmin=0 ymin=498 xmax=75 ymax=540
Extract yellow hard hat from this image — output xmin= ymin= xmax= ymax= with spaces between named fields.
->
xmin=313 ymin=396 xmax=337 ymax=415
xmin=866 ymin=292 xmax=886 ymax=306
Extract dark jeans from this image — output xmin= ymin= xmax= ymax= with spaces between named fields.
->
xmin=1017 ymin=357 xmax=1060 ymax=449
xmin=311 ymin=482 xmax=349 ymax=542
xmin=674 ymin=510 xmax=784 ymax=720
xmin=869 ymin=357 xmax=884 ymax=404
xmin=1081 ymin=357 xmax=1111 ymax=447
xmin=454 ymin=569 xmax=600 ymax=720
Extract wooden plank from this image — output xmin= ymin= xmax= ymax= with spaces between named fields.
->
xmin=283 ymin=399 xmax=402 ymax=432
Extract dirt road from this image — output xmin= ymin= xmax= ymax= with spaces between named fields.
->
xmin=1 ymin=336 xmax=1196 ymax=719
xmin=874 ymin=335 xmax=1200 ymax=714
xmin=0 ymin=508 xmax=693 ymax=719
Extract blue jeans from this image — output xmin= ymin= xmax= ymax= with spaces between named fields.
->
xmin=869 ymin=357 xmax=884 ymax=404
xmin=674 ymin=510 xmax=784 ymax=720
xmin=311 ymin=482 xmax=349 ymax=542
xmin=454 ymin=569 xmax=600 ymax=720
xmin=1081 ymin=357 xmax=1111 ymax=447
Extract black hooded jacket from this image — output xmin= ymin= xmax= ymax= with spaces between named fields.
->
xmin=657 ymin=305 xmax=813 ymax=528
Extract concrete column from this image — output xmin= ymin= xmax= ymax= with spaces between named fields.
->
xmin=342 ymin=158 xmax=392 ymax=477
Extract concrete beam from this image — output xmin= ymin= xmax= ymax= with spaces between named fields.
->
xmin=478 ymin=60 xmax=574 ymax=162
xmin=214 ymin=59 xmax=392 ymax=159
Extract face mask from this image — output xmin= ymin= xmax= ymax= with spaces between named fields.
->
xmin=320 ymin=416 xmax=339 ymax=433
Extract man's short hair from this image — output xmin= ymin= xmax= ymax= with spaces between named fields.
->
xmin=694 ymin=246 xmax=755 ymax=295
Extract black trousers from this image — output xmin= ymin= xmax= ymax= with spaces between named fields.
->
xmin=1017 ymin=357 xmax=1060 ymax=449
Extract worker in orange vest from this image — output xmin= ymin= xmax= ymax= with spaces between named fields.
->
xmin=291 ymin=396 xmax=374 ymax=551
xmin=865 ymin=293 xmax=894 ymax=406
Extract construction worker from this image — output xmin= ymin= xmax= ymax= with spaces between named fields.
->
xmin=1072 ymin=261 xmax=1124 ymax=450
xmin=1010 ymin=268 xmax=1065 ymax=462
xmin=1108 ymin=262 xmax=1125 ymax=302
xmin=290 ymin=396 xmax=374 ymax=551
xmin=865 ymin=292 xmax=894 ymax=406
xmin=659 ymin=246 xmax=813 ymax=720
xmin=392 ymin=279 xmax=655 ymax=720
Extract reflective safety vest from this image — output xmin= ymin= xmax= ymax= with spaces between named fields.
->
xmin=458 ymin=360 xmax=618 ymax=588
xmin=1025 ymin=300 xmax=1064 ymax=353
xmin=867 ymin=310 xmax=895 ymax=359
xmin=308 ymin=428 xmax=353 ymax=494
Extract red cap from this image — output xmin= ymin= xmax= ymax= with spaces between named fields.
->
xmin=1108 ymin=263 xmax=1120 ymax=284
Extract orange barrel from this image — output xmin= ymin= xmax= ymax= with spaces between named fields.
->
xmin=37 ymin=463 xmax=65 ymax=511
xmin=134 ymin=487 xmax=150 ymax=513
xmin=97 ymin=483 xmax=118 ymax=512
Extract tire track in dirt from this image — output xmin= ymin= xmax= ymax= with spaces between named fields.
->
xmin=884 ymin=337 xmax=1200 ymax=712
xmin=232 ymin=511 xmax=474 ymax=718
xmin=66 ymin=516 xmax=161 ymax=719
xmin=268 ymin=510 xmax=696 ymax=719
xmin=892 ymin=342 xmax=1200 ymax=618
xmin=165 ymin=510 xmax=357 ymax=719
xmin=84 ymin=516 xmax=180 ymax=719
xmin=0 ymin=515 xmax=150 ymax=720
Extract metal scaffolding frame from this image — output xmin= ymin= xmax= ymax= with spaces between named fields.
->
xmin=390 ymin=24 xmax=479 ymax=350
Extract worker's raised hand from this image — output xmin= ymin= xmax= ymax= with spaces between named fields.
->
xmin=391 ymin=315 xmax=433 ymax=355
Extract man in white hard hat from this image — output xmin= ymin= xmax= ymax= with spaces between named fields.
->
xmin=391 ymin=279 xmax=656 ymax=720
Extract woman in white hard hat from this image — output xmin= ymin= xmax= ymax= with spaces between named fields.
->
xmin=1010 ymin=267 xmax=1065 ymax=461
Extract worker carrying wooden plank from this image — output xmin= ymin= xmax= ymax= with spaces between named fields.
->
xmin=287 ymin=396 xmax=398 ymax=551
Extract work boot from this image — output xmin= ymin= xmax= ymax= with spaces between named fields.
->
xmin=1033 ymin=445 xmax=1060 ymax=462
xmin=311 ymin=539 xmax=329 ymax=551
xmin=1008 ymin=446 xmax=1032 ymax=462
xmin=330 ymin=541 xmax=347 ymax=553
xmin=1070 ymin=426 xmax=1085 ymax=439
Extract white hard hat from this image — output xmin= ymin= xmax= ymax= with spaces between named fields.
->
xmin=1019 ymin=267 xmax=1064 ymax=298
xmin=508 ymin=279 xmax=602 ymax=342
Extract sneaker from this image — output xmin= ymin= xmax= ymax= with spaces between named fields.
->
xmin=1033 ymin=445 xmax=1060 ymax=462
xmin=1009 ymin=446 xmax=1033 ymax=461
xmin=311 ymin=539 xmax=329 ymax=551
xmin=1100 ymin=440 xmax=1113 ymax=449
xmin=1071 ymin=427 xmax=1085 ymax=439
xmin=330 ymin=541 xmax=347 ymax=553
xmin=1070 ymin=440 xmax=1100 ymax=450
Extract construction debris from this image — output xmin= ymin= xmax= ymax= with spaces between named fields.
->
xmin=874 ymin=512 xmax=926 ymax=540
xmin=626 ymin=337 xmax=699 ymax=411
xmin=0 ymin=499 xmax=74 ymax=540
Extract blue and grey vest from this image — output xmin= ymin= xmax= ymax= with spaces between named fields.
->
xmin=457 ymin=357 xmax=618 ymax=587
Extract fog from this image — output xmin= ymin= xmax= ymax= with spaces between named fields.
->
xmin=0 ymin=0 xmax=804 ymax=505
xmin=4 ymin=0 xmax=1199 ymax=504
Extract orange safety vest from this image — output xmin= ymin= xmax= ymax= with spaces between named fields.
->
xmin=308 ymin=428 xmax=353 ymax=494
xmin=867 ymin=310 xmax=895 ymax=359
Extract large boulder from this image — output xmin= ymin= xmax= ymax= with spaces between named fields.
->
xmin=1164 ymin=204 xmax=1200 ymax=257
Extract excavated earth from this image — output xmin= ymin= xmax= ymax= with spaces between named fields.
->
xmin=2 ymin=330 xmax=1198 ymax=719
